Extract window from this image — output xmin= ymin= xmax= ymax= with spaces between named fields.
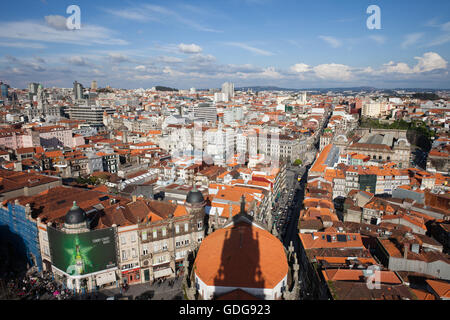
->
xmin=122 ymin=250 xmax=127 ymax=260
xmin=185 ymin=223 xmax=189 ymax=232
xmin=142 ymin=231 xmax=147 ymax=241
xmin=142 ymin=244 xmax=149 ymax=256
xmin=121 ymin=236 xmax=126 ymax=245
xmin=131 ymin=234 xmax=136 ymax=242
xmin=153 ymin=230 xmax=157 ymax=238
xmin=162 ymin=242 xmax=168 ymax=251
xmin=132 ymin=248 xmax=137 ymax=258
xmin=162 ymin=228 xmax=166 ymax=237
xmin=156 ymin=255 xmax=167 ymax=264
xmin=175 ymin=224 xmax=180 ymax=234
xmin=153 ymin=243 xmax=159 ymax=252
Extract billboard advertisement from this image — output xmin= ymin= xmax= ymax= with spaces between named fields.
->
xmin=48 ymin=226 xmax=117 ymax=276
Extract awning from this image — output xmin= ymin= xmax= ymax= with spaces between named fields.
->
xmin=96 ymin=271 xmax=117 ymax=286
xmin=153 ymin=268 xmax=172 ymax=278
xmin=122 ymin=267 xmax=140 ymax=275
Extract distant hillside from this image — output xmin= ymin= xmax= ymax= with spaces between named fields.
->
xmin=235 ymin=86 xmax=379 ymax=93
xmin=411 ymin=92 xmax=441 ymax=100
xmin=155 ymin=86 xmax=178 ymax=92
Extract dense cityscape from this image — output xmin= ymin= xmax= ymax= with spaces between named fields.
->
xmin=0 ymin=80 xmax=449 ymax=301
xmin=0 ymin=0 xmax=449 ymax=306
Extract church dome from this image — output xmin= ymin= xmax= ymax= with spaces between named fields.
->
xmin=186 ymin=188 xmax=204 ymax=204
xmin=65 ymin=201 xmax=87 ymax=225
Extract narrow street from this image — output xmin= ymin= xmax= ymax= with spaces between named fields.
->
xmin=282 ymin=165 xmax=308 ymax=252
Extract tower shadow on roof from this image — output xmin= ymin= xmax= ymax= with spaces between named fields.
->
xmin=210 ymin=197 xmax=265 ymax=300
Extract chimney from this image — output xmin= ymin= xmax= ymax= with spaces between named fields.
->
xmin=240 ymin=195 xmax=246 ymax=215
xmin=25 ymin=203 xmax=31 ymax=217
xmin=132 ymin=195 xmax=137 ymax=202
xmin=403 ymin=243 xmax=409 ymax=259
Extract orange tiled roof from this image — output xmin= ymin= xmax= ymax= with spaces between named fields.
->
xmin=194 ymin=222 xmax=288 ymax=289
xmin=426 ymin=279 xmax=450 ymax=299
xmin=299 ymin=231 xmax=364 ymax=249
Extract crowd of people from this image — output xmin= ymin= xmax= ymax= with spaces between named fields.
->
xmin=1 ymin=270 xmax=84 ymax=300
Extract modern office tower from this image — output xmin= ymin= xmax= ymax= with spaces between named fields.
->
xmin=68 ymin=104 xmax=115 ymax=126
xmin=27 ymin=82 xmax=39 ymax=100
xmin=91 ymin=80 xmax=98 ymax=90
xmin=193 ymin=102 xmax=217 ymax=124
xmin=36 ymin=84 xmax=44 ymax=110
xmin=221 ymin=81 xmax=234 ymax=99
xmin=0 ymin=82 xmax=9 ymax=98
xmin=28 ymin=83 xmax=39 ymax=95
xmin=73 ymin=81 xmax=84 ymax=100
xmin=300 ymin=91 xmax=307 ymax=104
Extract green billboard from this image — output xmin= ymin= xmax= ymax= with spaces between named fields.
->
xmin=48 ymin=226 xmax=117 ymax=276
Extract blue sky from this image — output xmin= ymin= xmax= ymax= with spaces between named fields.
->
xmin=0 ymin=0 xmax=449 ymax=89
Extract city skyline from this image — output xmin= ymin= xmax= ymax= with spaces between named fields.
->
xmin=0 ymin=0 xmax=449 ymax=89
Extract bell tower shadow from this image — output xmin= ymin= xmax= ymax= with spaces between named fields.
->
xmin=211 ymin=195 xmax=265 ymax=299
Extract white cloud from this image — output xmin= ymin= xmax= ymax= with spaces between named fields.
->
xmin=103 ymin=8 xmax=155 ymax=23
xmin=135 ymin=65 xmax=147 ymax=71
xmin=422 ymin=20 xmax=450 ymax=47
xmin=188 ymin=54 xmax=216 ymax=64
xmin=401 ymin=33 xmax=424 ymax=48
xmin=319 ymin=36 xmax=342 ymax=48
xmin=441 ymin=21 xmax=450 ymax=32
xmin=66 ymin=56 xmax=89 ymax=66
xmin=290 ymin=63 xmax=310 ymax=73
xmin=157 ymin=56 xmax=183 ymax=63
xmin=313 ymin=63 xmax=353 ymax=80
xmin=0 ymin=41 xmax=46 ymax=49
xmin=260 ymin=67 xmax=282 ymax=79
xmin=0 ymin=19 xmax=128 ymax=46
xmin=44 ymin=15 xmax=68 ymax=30
xmin=108 ymin=53 xmax=130 ymax=63
xmin=413 ymin=52 xmax=447 ymax=72
xmin=369 ymin=35 xmax=386 ymax=45
xmin=381 ymin=61 xmax=414 ymax=74
xmin=178 ymin=43 xmax=203 ymax=54
xmin=105 ymin=4 xmax=222 ymax=33
xmin=223 ymin=42 xmax=274 ymax=56
xmin=376 ymin=52 xmax=447 ymax=74
xmin=426 ymin=34 xmax=450 ymax=47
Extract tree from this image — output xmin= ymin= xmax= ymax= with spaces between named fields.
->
xmin=293 ymin=159 xmax=302 ymax=166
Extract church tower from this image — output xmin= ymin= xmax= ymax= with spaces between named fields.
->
xmin=185 ymin=186 xmax=206 ymax=246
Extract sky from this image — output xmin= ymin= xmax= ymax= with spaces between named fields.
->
xmin=0 ymin=0 xmax=449 ymax=89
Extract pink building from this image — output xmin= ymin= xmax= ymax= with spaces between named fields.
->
xmin=72 ymin=134 xmax=85 ymax=148
xmin=0 ymin=129 xmax=33 ymax=149
xmin=32 ymin=125 xmax=74 ymax=148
